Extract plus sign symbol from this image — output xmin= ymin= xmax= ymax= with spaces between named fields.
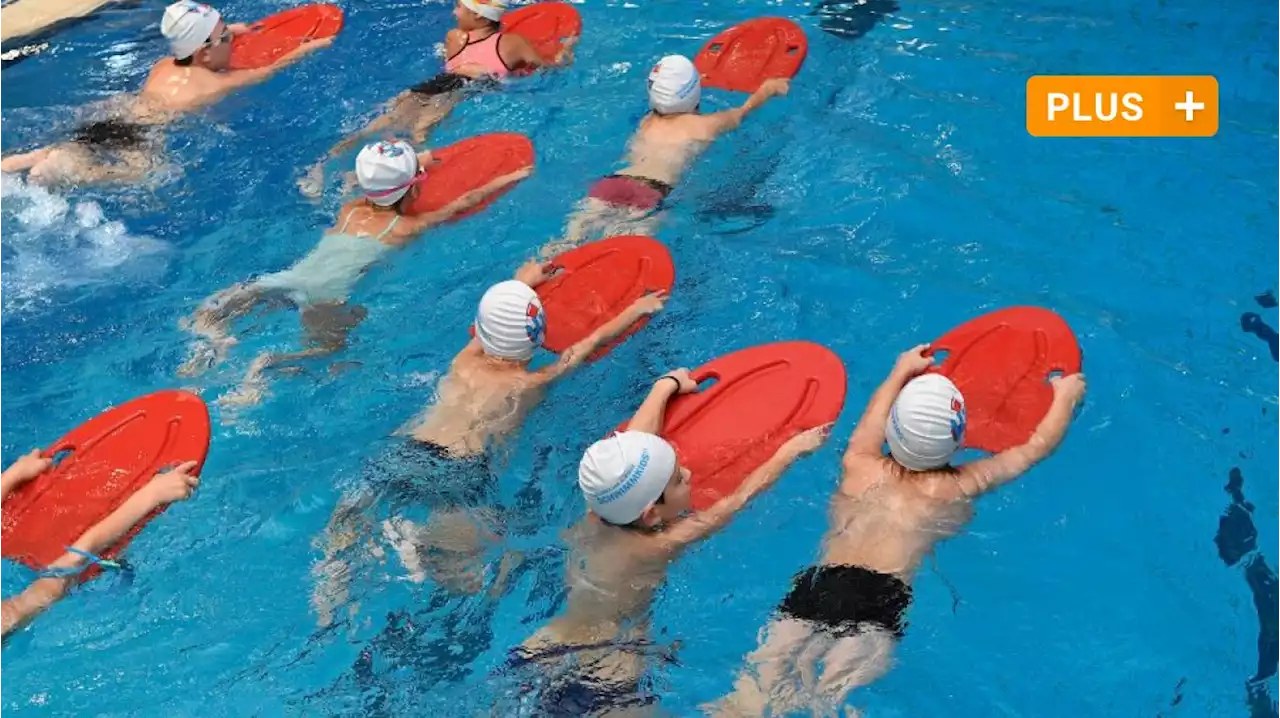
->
xmin=1175 ymin=90 xmax=1206 ymax=122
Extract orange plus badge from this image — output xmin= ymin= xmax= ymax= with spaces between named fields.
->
xmin=1025 ymin=75 xmax=1218 ymax=137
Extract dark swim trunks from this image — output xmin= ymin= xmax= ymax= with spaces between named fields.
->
xmin=778 ymin=564 xmax=913 ymax=638
xmin=71 ymin=119 xmax=150 ymax=151
xmin=587 ymin=173 xmax=674 ymax=212
xmin=505 ymin=642 xmax=660 ymax=717
xmin=364 ymin=439 xmax=495 ymax=511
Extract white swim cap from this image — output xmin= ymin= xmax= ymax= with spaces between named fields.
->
xmin=579 ymin=431 xmax=678 ymax=525
xmin=475 ymin=280 xmax=545 ymax=360
xmin=647 ymin=55 xmax=701 ymax=115
xmin=356 ymin=140 xmax=419 ymax=207
xmin=886 ymin=374 xmax=967 ymax=471
xmin=161 ymin=1 xmax=221 ymax=60
xmin=460 ymin=0 xmax=508 ymax=21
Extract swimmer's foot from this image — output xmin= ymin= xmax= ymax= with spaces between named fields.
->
xmin=216 ymin=354 xmax=272 ymax=408
xmin=382 ymin=511 xmax=500 ymax=595
xmin=382 ymin=518 xmax=428 ymax=583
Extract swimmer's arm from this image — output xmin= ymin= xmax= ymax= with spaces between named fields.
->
xmin=843 ymin=367 xmax=912 ymax=466
xmin=948 ymin=389 xmax=1078 ymax=499
xmin=400 ymin=167 xmax=532 ymax=232
xmin=623 ymin=375 xmax=680 ymax=432
xmin=661 ymin=444 xmax=801 ymax=546
xmin=0 ymin=463 xmax=199 ymax=638
xmin=704 ymin=81 xmax=785 ymax=136
xmin=216 ymin=36 xmax=333 ymax=90
xmin=529 ymin=300 xmax=658 ymax=387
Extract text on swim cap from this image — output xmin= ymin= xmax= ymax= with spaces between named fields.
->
xmin=597 ymin=449 xmax=649 ymax=505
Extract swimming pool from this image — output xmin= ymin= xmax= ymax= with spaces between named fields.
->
xmin=2 ymin=0 xmax=1277 ymax=714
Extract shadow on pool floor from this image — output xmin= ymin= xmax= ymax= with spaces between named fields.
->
xmin=1214 ymin=466 xmax=1279 ymax=718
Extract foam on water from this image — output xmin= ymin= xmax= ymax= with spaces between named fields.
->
xmin=0 ymin=172 xmax=170 ymax=312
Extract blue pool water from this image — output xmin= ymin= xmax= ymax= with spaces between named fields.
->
xmin=2 ymin=0 xmax=1277 ymax=715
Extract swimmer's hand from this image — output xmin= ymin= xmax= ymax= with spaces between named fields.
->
xmin=281 ymin=35 xmax=334 ymax=63
xmin=227 ymin=23 xmax=252 ymax=36
xmin=626 ymin=290 xmax=668 ymax=317
xmin=515 ymin=260 xmax=559 ymax=288
xmin=757 ymin=78 xmax=791 ymax=98
xmin=553 ymin=36 xmax=577 ymax=65
xmin=1050 ymin=373 xmax=1087 ymax=407
xmin=144 ymin=461 xmax=201 ymax=504
xmin=659 ymin=368 xmax=699 ymax=394
xmin=892 ymin=343 xmax=934 ymax=379
xmin=2 ymin=449 xmax=53 ymax=486
xmin=780 ymin=424 xmax=832 ymax=458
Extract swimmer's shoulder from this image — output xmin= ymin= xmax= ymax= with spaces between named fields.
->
xmin=837 ymin=455 xmax=897 ymax=499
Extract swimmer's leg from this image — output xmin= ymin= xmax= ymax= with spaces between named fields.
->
xmin=178 ymin=282 xmax=279 ymax=377
xmin=216 ymin=303 xmax=365 ymax=406
xmin=606 ymin=209 xmax=664 ymax=241
xmin=0 ymin=146 xmax=53 ymax=174
xmin=381 ymin=508 xmax=505 ymax=595
xmin=542 ymin=198 xmax=616 ymax=259
xmin=405 ymin=91 xmax=465 ymax=144
xmin=703 ymin=618 xmax=821 ymax=718
xmin=14 ymin=145 xmax=90 ymax=187
xmin=809 ymin=628 xmax=895 ymax=716
xmin=77 ymin=148 xmax=158 ymax=185
xmin=312 ymin=487 xmax=380 ymax=628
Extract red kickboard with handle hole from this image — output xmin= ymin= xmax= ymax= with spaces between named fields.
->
xmin=928 ymin=307 xmax=1082 ymax=454
xmin=617 ymin=341 xmax=846 ymax=512
xmin=694 ymin=17 xmax=808 ymax=93
xmin=0 ymin=390 xmax=211 ymax=581
xmin=537 ymin=235 xmax=675 ymax=359
xmin=501 ymin=2 xmax=582 ymax=67
xmin=228 ymin=3 xmax=343 ymax=71
xmin=405 ymin=133 xmax=534 ymax=220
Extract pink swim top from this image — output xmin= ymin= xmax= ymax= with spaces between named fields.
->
xmin=444 ymin=31 xmax=512 ymax=79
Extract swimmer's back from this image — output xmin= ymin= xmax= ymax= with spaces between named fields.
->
xmin=532 ymin=519 xmax=670 ymax=644
xmin=409 ymin=341 xmax=541 ymax=455
xmin=615 ymin=113 xmax=719 ymax=186
xmin=136 ymin=61 xmax=230 ymax=117
xmin=821 ymin=458 xmax=972 ymax=580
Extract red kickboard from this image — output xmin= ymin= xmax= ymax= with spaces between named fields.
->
xmin=618 ymin=342 xmax=846 ymax=512
xmin=501 ymin=2 xmax=582 ymax=66
xmin=537 ymin=236 xmax=674 ymax=359
xmin=405 ymin=133 xmax=534 ymax=220
xmin=928 ymin=307 xmax=1082 ymax=454
xmin=0 ymin=390 xmax=211 ymax=580
xmin=694 ymin=17 xmax=808 ymax=93
xmin=229 ymin=3 xmax=343 ymax=71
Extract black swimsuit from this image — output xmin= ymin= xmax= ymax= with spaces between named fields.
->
xmin=778 ymin=564 xmax=913 ymax=638
xmin=71 ymin=119 xmax=150 ymax=151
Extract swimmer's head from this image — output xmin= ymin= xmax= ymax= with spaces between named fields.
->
xmin=579 ymin=431 xmax=691 ymax=527
xmin=162 ymin=1 xmax=230 ymax=67
xmin=647 ymin=55 xmax=701 ymax=116
xmin=475 ymin=279 xmax=545 ymax=362
xmin=885 ymin=374 xmax=966 ymax=471
xmin=355 ymin=140 xmax=424 ymax=207
xmin=456 ymin=0 xmax=508 ymax=27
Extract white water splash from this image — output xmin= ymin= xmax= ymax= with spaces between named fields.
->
xmin=1 ymin=173 xmax=170 ymax=312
